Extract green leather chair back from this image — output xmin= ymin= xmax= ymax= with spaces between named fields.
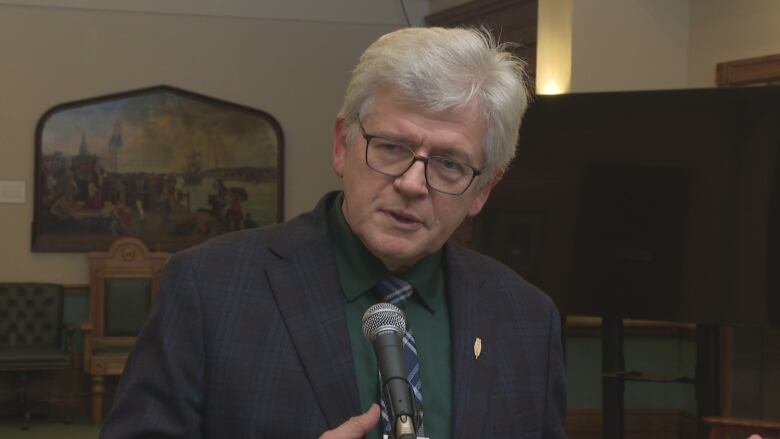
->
xmin=0 ymin=283 xmax=63 ymax=347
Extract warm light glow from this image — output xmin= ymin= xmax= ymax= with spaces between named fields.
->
xmin=536 ymin=0 xmax=572 ymax=95
xmin=539 ymin=80 xmax=563 ymax=95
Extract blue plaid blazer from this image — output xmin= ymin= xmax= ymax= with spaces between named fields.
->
xmin=101 ymin=192 xmax=567 ymax=438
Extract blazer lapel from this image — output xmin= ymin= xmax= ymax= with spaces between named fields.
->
xmin=265 ymin=200 xmax=361 ymax=429
xmin=447 ymin=245 xmax=498 ymax=439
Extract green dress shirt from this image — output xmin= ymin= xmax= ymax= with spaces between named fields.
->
xmin=327 ymin=193 xmax=453 ymax=439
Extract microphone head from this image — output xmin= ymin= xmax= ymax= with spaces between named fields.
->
xmin=362 ymin=302 xmax=407 ymax=342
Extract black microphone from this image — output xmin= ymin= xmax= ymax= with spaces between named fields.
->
xmin=362 ymin=303 xmax=417 ymax=439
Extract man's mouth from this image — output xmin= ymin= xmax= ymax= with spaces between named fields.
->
xmin=391 ymin=212 xmax=415 ymax=223
xmin=384 ymin=210 xmax=422 ymax=226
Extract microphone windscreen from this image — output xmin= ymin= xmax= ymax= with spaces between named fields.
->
xmin=361 ymin=302 xmax=407 ymax=342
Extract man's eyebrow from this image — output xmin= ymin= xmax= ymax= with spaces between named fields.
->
xmin=371 ymin=130 xmax=415 ymax=147
xmin=429 ymin=145 xmax=475 ymax=165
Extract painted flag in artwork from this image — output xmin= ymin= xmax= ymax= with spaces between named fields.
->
xmin=109 ymin=119 xmax=123 ymax=149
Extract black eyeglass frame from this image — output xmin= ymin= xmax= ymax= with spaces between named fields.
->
xmin=358 ymin=121 xmax=483 ymax=196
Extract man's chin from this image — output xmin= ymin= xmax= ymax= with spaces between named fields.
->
xmin=371 ymin=243 xmax=426 ymax=273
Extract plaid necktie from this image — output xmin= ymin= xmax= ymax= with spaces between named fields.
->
xmin=374 ymin=276 xmax=424 ymax=437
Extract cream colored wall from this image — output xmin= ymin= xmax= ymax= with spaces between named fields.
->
xmin=687 ymin=0 xmax=780 ymax=87
xmin=538 ymin=0 xmax=780 ymax=91
xmin=568 ymin=0 xmax=689 ymax=92
xmin=427 ymin=0 xmax=470 ymax=14
xmin=0 ymin=0 xmax=427 ymax=25
xmin=0 ymin=5 xmax=397 ymax=284
xmin=4 ymin=0 xmax=777 ymax=284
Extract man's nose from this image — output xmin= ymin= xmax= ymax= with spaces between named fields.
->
xmin=394 ymin=160 xmax=429 ymax=195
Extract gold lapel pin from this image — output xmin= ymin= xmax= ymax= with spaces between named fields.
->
xmin=474 ymin=337 xmax=482 ymax=359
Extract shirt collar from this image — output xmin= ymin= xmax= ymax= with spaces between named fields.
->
xmin=327 ymin=192 xmax=444 ymax=313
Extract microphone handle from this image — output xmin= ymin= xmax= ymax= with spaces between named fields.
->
xmin=372 ymin=332 xmax=417 ymax=434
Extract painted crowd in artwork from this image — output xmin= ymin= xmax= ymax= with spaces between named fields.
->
xmin=35 ymin=88 xmax=281 ymax=251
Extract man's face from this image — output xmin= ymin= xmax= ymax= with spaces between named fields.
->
xmin=332 ymin=87 xmax=498 ymax=272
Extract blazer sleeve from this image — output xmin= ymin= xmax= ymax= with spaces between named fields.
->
xmin=100 ymin=251 xmax=205 ymax=439
xmin=544 ymin=305 xmax=568 ymax=438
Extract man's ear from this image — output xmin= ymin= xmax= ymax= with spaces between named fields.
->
xmin=332 ymin=117 xmax=348 ymax=178
xmin=467 ymin=171 xmax=503 ymax=217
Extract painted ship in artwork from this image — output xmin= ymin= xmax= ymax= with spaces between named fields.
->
xmin=34 ymin=87 xmax=282 ymax=251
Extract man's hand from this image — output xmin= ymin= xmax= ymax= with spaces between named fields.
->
xmin=319 ymin=404 xmax=380 ymax=439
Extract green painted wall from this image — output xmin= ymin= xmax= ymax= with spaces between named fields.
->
xmin=566 ymin=335 xmax=697 ymax=412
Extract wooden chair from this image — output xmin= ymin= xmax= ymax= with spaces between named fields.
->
xmin=703 ymin=416 xmax=780 ymax=439
xmin=80 ymin=237 xmax=168 ymax=425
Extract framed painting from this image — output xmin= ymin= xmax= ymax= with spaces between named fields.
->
xmin=32 ymin=85 xmax=284 ymax=252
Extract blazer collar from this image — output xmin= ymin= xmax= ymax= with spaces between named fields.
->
xmin=445 ymin=243 xmax=498 ymax=439
xmin=265 ymin=192 xmax=362 ymax=428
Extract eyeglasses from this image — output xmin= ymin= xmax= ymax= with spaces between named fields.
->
xmin=359 ymin=121 xmax=482 ymax=196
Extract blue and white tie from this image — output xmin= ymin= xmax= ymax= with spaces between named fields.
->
xmin=375 ymin=276 xmax=424 ymax=437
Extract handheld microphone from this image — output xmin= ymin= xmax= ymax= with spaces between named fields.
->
xmin=362 ymin=303 xmax=417 ymax=439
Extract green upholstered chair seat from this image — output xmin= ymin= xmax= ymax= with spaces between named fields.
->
xmin=0 ymin=346 xmax=71 ymax=371
xmin=93 ymin=346 xmax=132 ymax=357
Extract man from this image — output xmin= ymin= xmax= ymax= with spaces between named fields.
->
xmin=101 ymin=27 xmax=567 ymax=438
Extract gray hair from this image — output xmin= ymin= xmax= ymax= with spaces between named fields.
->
xmin=339 ymin=27 xmax=530 ymax=183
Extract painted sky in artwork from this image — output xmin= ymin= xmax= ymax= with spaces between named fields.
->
xmin=41 ymin=91 xmax=279 ymax=173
